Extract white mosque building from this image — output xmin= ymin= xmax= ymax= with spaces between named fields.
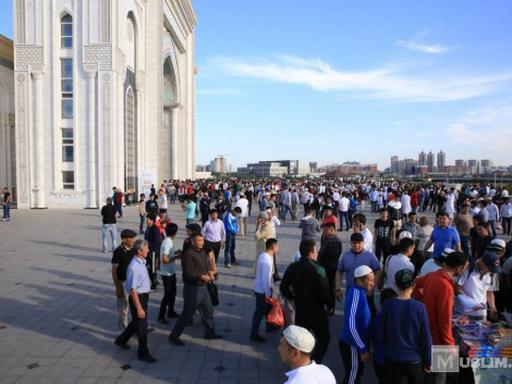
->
xmin=6 ymin=0 xmax=197 ymax=208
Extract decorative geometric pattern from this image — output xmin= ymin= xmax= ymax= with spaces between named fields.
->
xmin=83 ymin=45 xmax=112 ymax=71
xmin=15 ymin=45 xmax=44 ymax=72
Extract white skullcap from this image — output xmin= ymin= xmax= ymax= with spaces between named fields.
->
xmin=399 ymin=231 xmax=413 ymax=240
xmin=441 ymin=248 xmax=455 ymax=258
xmin=491 ymin=239 xmax=506 ymax=250
xmin=354 ymin=265 xmax=373 ymax=279
xmin=283 ymin=325 xmax=316 ymax=353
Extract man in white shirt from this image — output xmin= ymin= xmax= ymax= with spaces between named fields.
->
xmin=233 ymin=194 xmax=249 ymax=237
xmin=250 ymin=238 xmax=278 ymax=342
xmin=353 ymin=213 xmax=373 ymax=252
xmin=419 ymin=248 xmax=453 ymax=277
xmin=202 ymin=209 xmax=225 ymax=263
xmin=400 ymin=191 xmax=412 ymax=220
xmin=500 ymin=198 xmax=512 ymax=236
xmin=454 ymin=251 xmax=501 ymax=320
xmin=280 ymin=325 xmax=336 ymax=384
xmin=384 ymin=237 xmax=415 ymax=293
xmin=338 ymin=193 xmax=351 ymax=231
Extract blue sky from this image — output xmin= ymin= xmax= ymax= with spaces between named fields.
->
xmin=2 ymin=1 xmax=512 ymax=169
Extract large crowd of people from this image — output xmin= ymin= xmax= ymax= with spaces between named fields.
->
xmin=100 ymin=178 xmax=512 ymax=383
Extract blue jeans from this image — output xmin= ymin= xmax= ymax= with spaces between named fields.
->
xmin=339 ymin=211 xmax=350 ymax=230
xmin=250 ymin=292 xmax=271 ymax=338
xmin=224 ymin=232 xmax=236 ymax=265
xmin=282 ymin=205 xmax=294 ymax=221
xmin=102 ymin=224 xmax=117 ymax=252
xmin=115 ymin=204 xmax=123 ymax=217
xmin=3 ymin=203 xmax=10 ymax=219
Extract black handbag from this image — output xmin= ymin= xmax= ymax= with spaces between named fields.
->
xmin=207 ymin=282 xmax=219 ymax=306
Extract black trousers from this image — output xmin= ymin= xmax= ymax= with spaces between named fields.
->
xmin=117 ymin=293 xmax=149 ymax=356
xmin=205 ymin=240 xmax=222 ymax=263
xmin=375 ymin=240 xmax=390 ymax=263
xmin=159 ymin=274 xmax=177 ymax=318
xmin=170 ymin=284 xmax=215 ymax=339
xmin=384 ymin=360 xmax=425 ymax=384
xmin=147 ymin=252 xmax=159 ymax=288
xmin=295 ymin=308 xmax=330 ymax=363
xmin=339 ymin=340 xmax=364 ymax=384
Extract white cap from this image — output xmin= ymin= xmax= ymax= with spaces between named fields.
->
xmin=399 ymin=231 xmax=413 ymax=240
xmin=441 ymin=248 xmax=455 ymax=258
xmin=491 ymin=239 xmax=506 ymax=250
xmin=354 ymin=265 xmax=373 ymax=279
xmin=283 ymin=325 xmax=316 ymax=353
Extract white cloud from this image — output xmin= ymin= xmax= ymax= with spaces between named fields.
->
xmin=211 ymin=55 xmax=512 ymax=102
xmin=197 ymin=88 xmax=240 ymax=96
xmin=396 ymin=39 xmax=449 ymax=54
xmin=447 ymin=103 xmax=512 ymax=153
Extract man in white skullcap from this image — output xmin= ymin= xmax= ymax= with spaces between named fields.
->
xmin=339 ymin=265 xmax=375 ymax=384
xmin=279 ymin=325 xmax=336 ymax=384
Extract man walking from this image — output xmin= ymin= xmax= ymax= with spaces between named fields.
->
xmin=114 ymin=239 xmax=156 ymax=363
xmin=169 ymin=233 xmax=222 ymax=346
xmin=144 ymin=213 xmax=162 ymax=290
xmin=112 ymin=187 xmax=123 ymax=218
xmin=2 ymin=187 xmax=11 ymax=222
xmin=202 ymin=208 xmax=225 ymax=263
xmin=111 ymin=229 xmax=137 ymax=331
xmin=158 ymin=223 xmax=181 ymax=324
xmin=339 ymin=265 xmax=375 ymax=384
xmin=101 ymin=197 xmax=117 ymax=253
xmin=250 ymin=238 xmax=278 ymax=342
xmin=223 ymin=206 xmax=242 ymax=267
xmin=280 ymin=239 xmax=334 ymax=363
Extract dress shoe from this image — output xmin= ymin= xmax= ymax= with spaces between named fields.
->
xmin=157 ymin=317 xmax=169 ymax=325
xmin=250 ymin=335 xmax=266 ymax=343
xmin=167 ymin=312 xmax=180 ymax=318
xmin=114 ymin=338 xmax=130 ymax=350
xmin=169 ymin=335 xmax=185 ymax=346
xmin=137 ymin=354 xmax=157 ymax=363
xmin=204 ymin=333 xmax=223 ymax=340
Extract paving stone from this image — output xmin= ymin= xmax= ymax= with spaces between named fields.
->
xmin=0 ymin=204 xmax=392 ymax=383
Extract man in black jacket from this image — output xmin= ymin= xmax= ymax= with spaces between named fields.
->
xmin=144 ymin=213 xmax=161 ymax=290
xmin=318 ymin=222 xmax=342 ymax=300
xmin=280 ymin=239 xmax=334 ymax=363
xmin=169 ymin=233 xmax=222 ymax=346
xmin=101 ymin=197 xmax=117 ymax=253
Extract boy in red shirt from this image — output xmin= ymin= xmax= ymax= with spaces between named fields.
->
xmin=413 ymin=251 xmax=468 ymax=384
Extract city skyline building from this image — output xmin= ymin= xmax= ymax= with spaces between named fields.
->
xmin=427 ymin=151 xmax=435 ymax=173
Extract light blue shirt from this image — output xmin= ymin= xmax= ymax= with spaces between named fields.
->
xmin=124 ymin=257 xmax=151 ymax=294
xmin=186 ymin=201 xmax=197 ymax=220
xmin=160 ymin=237 xmax=176 ymax=275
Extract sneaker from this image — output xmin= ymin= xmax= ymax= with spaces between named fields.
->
xmin=225 ymin=264 xmax=232 ymax=269
xmin=204 ymin=333 xmax=223 ymax=340
xmin=169 ymin=336 xmax=185 ymax=346
xmin=137 ymin=354 xmax=157 ymax=363
xmin=114 ymin=338 xmax=130 ymax=350
xmin=250 ymin=335 xmax=266 ymax=343
xmin=158 ymin=317 xmax=169 ymax=325
xmin=1 ymin=219 xmax=6 ymax=222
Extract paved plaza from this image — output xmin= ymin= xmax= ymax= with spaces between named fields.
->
xmin=0 ymin=204 xmax=386 ymax=384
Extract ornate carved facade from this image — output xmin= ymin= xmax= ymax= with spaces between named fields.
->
xmin=11 ymin=0 xmax=196 ymax=208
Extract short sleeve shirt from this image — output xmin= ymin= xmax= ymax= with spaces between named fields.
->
xmin=430 ymin=226 xmax=461 ymax=259
xmin=124 ymin=257 xmax=151 ymax=294
xmin=337 ymin=250 xmax=381 ymax=288
xmin=160 ymin=237 xmax=176 ymax=275
xmin=111 ymin=245 xmax=134 ymax=281
xmin=186 ymin=202 xmax=196 ymax=219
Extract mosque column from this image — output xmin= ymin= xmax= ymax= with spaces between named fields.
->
xmin=171 ymin=106 xmax=179 ymax=180
xmin=86 ymin=70 xmax=98 ymax=208
xmin=32 ymin=72 xmax=46 ymax=208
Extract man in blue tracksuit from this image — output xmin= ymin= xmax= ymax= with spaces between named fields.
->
xmin=340 ymin=265 xmax=374 ymax=384
xmin=223 ymin=207 xmax=242 ymax=267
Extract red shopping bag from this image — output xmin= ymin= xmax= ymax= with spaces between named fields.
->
xmin=265 ymin=297 xmax=285 ymax=328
